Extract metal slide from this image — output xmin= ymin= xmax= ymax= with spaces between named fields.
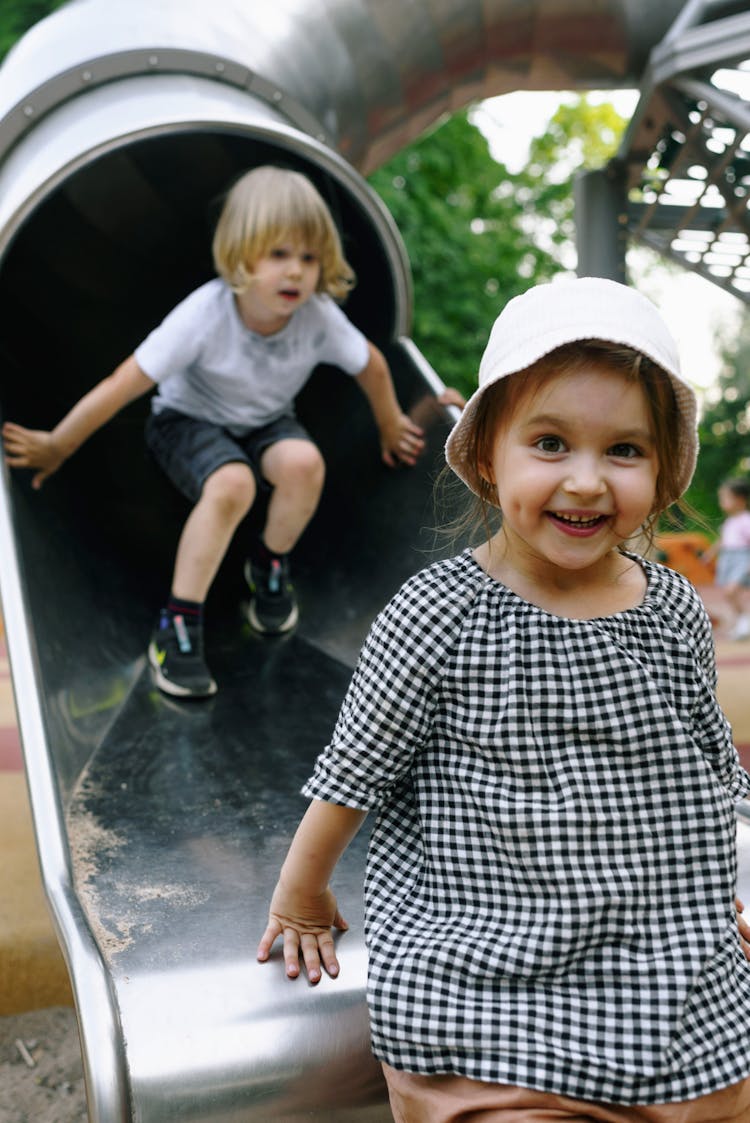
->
xmin=0 ymin=1 xmax=736 ymax=1119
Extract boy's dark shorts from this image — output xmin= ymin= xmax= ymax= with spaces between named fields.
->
xmin=144 ymin=408 xmax=315 ymax=504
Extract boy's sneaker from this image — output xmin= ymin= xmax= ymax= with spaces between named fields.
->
xmin=244 ymin=556 xmax=299 ymax=634
xmin=148 ymin=612 xmax=217 ymax=698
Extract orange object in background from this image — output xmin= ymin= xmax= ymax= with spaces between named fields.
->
xmin=655 ymin=532 xmax=716 ymax=586
xmin=0 ymin=622 xmax=73 ymax=1013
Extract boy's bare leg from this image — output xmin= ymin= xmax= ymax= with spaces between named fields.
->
xmin=726 ymin=582 xmax=750 ymax=639
xmin=725 ymin=581 xmax=743 ymax=620
xmin=259 ymin=439 xmax=325 ymax=554
xmin=171 ymin=462 xmax=256 ymax=601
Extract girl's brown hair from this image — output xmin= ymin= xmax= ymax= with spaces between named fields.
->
xmin=212 ymin=166 xmax=355 ymax=300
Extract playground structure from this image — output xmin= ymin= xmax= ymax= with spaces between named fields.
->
xmin=1 ymin=1 xmax=750 ymax=1119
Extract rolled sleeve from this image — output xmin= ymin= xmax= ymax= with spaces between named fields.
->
xmin=301 ymin=567 xmax=474 ymax=808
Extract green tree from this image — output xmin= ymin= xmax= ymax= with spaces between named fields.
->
xmin=530 ymin=98 xmax=626 ymax=177
xmin=368 ymin=97 xmax=628 ymax=401
xmin=686 ymin=313 xmax=750 ymax=527
xmin=0 ymin=0 xmax=66 ymax=62
xmin=369 ymin=111 xmax=559 ymax=399
xmin=518 ymin=97 xmax=627 ymax=265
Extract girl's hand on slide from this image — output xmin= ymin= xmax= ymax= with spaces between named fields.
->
xmin=257 ymin=881 xmax=348 ymax=984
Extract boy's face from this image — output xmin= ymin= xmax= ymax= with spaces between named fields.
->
xmin=239 ymin=241 xmax=321 ymax=333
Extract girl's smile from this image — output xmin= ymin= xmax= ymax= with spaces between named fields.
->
xmin=477 ymin=363 xmax=660 ymax=608
xmin=546 ymin=509 xmax=611 ymax=535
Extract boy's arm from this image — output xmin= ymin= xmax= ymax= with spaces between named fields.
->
xmin=257 ymin=799 xmax=367 ymax=983
xmin=2 ymin=355 xmax=155 ymax=489
xmin=354 ymin=343 xmax=425 ymax=467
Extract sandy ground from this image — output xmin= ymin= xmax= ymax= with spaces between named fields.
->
xmin=0 ymin=1007 xmax=87 ymax=1122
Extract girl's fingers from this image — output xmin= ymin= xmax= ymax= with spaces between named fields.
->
xmin=300 ymin=930 xmax=341 ymax=983
xmin=257 ymin=901 xmax=348 ymax=982
xmin=282 ymin=927 xmax=302 ymax=978
xmin=316 ymin=931 xmax=340 ymax=979
xmin=300 ymin=932 xmax=323 ymax=984
xmin=256 ymin=918 xmax=282 ymax=962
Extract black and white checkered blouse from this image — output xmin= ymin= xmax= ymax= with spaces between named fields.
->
xmin=303 ymin=550 xmax=750 ymax=1104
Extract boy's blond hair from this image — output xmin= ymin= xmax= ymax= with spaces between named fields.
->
xmin=212 ymin=166 xmax=355 ymax=300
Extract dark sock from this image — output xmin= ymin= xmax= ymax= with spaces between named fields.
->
xmin=253 ymin=540 xmax=288 ymax=569
xmin=160 ymin=596 xmax=204 ymax=630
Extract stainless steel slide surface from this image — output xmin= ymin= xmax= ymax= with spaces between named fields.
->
xmin=1 ymin=1 xmax=740 ymax=1120
xmin=44 ymin=339 xmax=457 ymax=1123
xmin=0 ymin=77 xmax=455 ymax=1114
xmin=1 ymin=246 xmax=457 ymax=1118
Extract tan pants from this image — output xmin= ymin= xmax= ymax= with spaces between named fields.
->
xmin=382 ymin=1065 xmax=750 ymax=1123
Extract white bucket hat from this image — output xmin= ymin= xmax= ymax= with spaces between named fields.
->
xmin=444 ymin=276 xmax=698 ymax=506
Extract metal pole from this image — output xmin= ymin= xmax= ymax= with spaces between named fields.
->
xmin=574 ymin=164 xmax=628 ymax=283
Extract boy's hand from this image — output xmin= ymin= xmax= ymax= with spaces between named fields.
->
xmin=257 ymin=879 xmax=348 ymax=984
xmin=2 ymin=422 xmax=65 ymax=489
xmin=380 ymin=413 xmax=425 ymax=468
xmin=438 ymin=387 xmax=467 ymax=410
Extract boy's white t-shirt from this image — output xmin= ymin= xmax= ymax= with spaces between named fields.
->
xmin=135 ymin=278 xmax=369 ymax=434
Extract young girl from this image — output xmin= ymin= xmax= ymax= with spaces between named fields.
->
xmin=704 ymin=478 xmax=750 ymax=640
xmin=2 ymin=166 xmax=424 ymax=698
xmin=258 ymin=277 xmax=750 ymax=1122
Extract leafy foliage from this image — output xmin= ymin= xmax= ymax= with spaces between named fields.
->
xmin=369 ymin=111 xmax=557 ymax=399
xmin=529 ymin=98 xmax=626 ymax=175
xmin=368 ymin=98 xmax=628 ymax=402
xmin=685 ymin=314 xmax=750 ymax=528
xmin=0 ymin=0 xmax=66 ymax=62
xmin=368 ymin=99 xmax=750 ymax=533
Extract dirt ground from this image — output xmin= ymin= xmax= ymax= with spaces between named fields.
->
xmin=0 ymin=1007 xmax=87 ymax=1122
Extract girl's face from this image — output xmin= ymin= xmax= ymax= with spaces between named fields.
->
xmin=482 ymin=363 xmax=660 ymax=577
xmin=718 ymin=486 xmax=746 ymax=515
xmin=239 ymin=240 xmax=321 ymax=333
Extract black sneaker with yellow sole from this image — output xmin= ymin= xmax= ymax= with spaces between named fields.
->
xmin=148 ymin=612 xmax=217 ymax=698
xmin=244 ymin=556 xmax=299 ymax=634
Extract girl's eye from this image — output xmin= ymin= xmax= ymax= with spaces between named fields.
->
xmin=302 ymin=252 xmax=318 ymax=264
xmin=535 ymin=435 xmax=565 ymax=454
xmin=609 ymin=443 xmax=641 ymax=459
xmin=270 ymin=248 xmax=288 ymax=259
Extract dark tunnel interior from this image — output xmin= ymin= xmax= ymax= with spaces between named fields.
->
xmin=0 ymin=128 xmax=455 ymax=799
